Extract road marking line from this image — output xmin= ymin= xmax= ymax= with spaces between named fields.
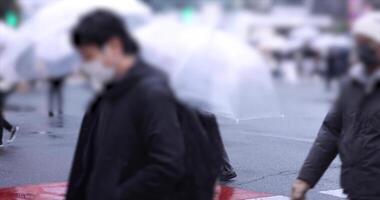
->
xmin=320 ymin=189 xmax=347 ymax=198
xmin=247 ymin=196 xmax=290 ymax=200
xmin=245 ymin=132 xmax=315 ymax=143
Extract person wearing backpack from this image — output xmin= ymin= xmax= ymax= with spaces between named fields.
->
xmin=66 ymin=10 xmax=187 ymax=200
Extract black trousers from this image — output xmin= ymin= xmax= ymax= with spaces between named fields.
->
xmin=48 ymin=78 xmax=64 ymax=114
xmin=0 ymin=92 xmax=13 ymax=142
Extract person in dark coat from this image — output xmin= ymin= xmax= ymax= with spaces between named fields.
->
xmin=325 ymin=46 xmax=351 ymax=91
xmin=48 ymin=77 xmax=65 ymax=117
xmin=291 ymin=12 xmax=380 ymax=200
xmin=66 ymin=10 xmax=185 ymax=200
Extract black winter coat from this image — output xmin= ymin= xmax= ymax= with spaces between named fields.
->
xmin=298 ymin=72 xmax=380 ymax=200
xmin=66 ymin=59 xmax=185 ymax=200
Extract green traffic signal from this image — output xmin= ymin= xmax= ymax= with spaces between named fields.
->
xmin=181 ymin=6 xmax=195 ymax=23
xmin=5 ymin=10 xmax=18 ymax=27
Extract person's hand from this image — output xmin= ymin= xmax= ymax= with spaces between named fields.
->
xmin=291 ymin=179 xmax=310 ymax=200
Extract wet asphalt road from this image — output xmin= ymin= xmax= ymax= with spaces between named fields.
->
xmin=0 ymin=79 xmax=343 ymax=199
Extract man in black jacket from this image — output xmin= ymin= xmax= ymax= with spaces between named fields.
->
xmin=292 ymin=12 xmax=380 ymax=200
xmin=66 ymin=10 xmax=185 ymax=200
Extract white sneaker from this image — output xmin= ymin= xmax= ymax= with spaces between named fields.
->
xmin=7 ymin=126 xmax=19 ymax=143
xmin=0 ymin=141 xmax=4 ymax=148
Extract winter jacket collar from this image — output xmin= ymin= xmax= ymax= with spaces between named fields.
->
xmin=102 ymin=57 xmax=148 ymax=101
xmin=349 ymin=65 xmax=380 ymax=93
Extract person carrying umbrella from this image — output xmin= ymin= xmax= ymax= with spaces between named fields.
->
xmin=291 ymin=11 xmax=380 ymax=200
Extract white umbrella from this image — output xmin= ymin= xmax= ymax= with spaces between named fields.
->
xmin=134 ymin=17 xmax=185 ymax=75
xmin=135 ymin=16 xmax=210 ymax=76
xmin=0 ymin=23 xmax=16 ymax=46
xmin=0 ymin=23 xmax=37 ymax=84
xmin=291 ymin=26 xmax=320 ymax=43
xmin=249 ymin=28 xmax=297 ymax=53
xmin=20 ymin=0 xmax=152 ymax=79
xmin=0 ymin=23 xmax=18 ymax=85
xmin=136 ymin=21 xmax=281 ymax=120
xmin=311 ymin=33 xmax=353 ymax=55
xmin=256 ymin=34 xmax=290 ymax=53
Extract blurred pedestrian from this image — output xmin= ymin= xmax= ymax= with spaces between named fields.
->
xmin=48 ymin=76 xmax=65 ymax=117
xmin=291 ymin=12 xmax=380 ymax=200
xmin=300 ymin=43 xmax=319 ymax=77
xmin=66 ymin=10 xmax=186 ymax=200
xmin=0 ymin=77 xmax=19 ymax=147
xmin=325 ymin=46 xmax=351 ymax=91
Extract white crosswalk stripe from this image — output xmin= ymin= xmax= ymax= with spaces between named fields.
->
xmin=248 ymin=196 xmax=290 ymax=200
xmin=320 ymin=189 xmax=348 ymax=198
xmin=244 ymin=189 xmax=347 ymax=200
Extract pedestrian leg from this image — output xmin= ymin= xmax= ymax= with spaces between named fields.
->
xmin=1 ymin=113 xmax=17 ymax=143
xmin=48 ymin=80 xmax=56 ymax=117
xmin=56 ymin=79 xmax=64 ymax=115
xmin=0 ymin=92 xmax=5 ymax=145
xmin=2 ymin=115 xmax=13 ymax=132
xmin=0 ymin=118 xmax=3 ymax=146
xmin=219 ymin=142 xmax=237 ymax=181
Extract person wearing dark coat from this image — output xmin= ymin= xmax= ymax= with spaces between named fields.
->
xmin=66 ymin=10 xmax=185 ymax=200
xmin=325 ymin=47 xmax=351 ymax=90
xmin=291 ymin=12 xmax=380 ymax=200
xmin=48 ymin=77 xmax=65 ymax=117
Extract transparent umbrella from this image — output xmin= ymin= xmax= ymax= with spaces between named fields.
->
xmin=19 ymin=0 xmax=152 ymax=79
xmin=311 ymin=33 xmax=353 ymax=56
xmin=134 ymin=17 xmax=187 ymax=75
xmin=290 ymin=26 xmax=320 ymax=43
xmin=0 ymin=23 xmax=37 ymax=83
xmin=136 ymin=21 xmax=282 ymax=121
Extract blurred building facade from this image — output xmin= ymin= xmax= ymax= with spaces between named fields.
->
xmin=141 ymin=0 xmax=380 ymax=31
xmin=142 ymin=0 xmax=203 ymax=10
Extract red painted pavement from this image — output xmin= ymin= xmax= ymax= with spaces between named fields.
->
xmin=215 ymin=185 xmax=270 ymax=200
xmin=0 ymin=182 xmax=67 ymax=200
xmin=0 ymin=182 xmax=270 ymax=200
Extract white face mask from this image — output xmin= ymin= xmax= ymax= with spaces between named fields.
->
xmin=80 ymin=59 xmax=115 ymax=92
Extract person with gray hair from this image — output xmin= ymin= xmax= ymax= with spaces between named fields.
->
xmin=291 ymin=11 xmax=380 ymax=200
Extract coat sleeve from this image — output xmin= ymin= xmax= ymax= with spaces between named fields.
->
xmin=66 ymin=113 xmax=91 ymax=200
xmin=117 ymin=86 xmax=185 ymax=199
xmin=297 ymin=97 xmax=343 ymax=188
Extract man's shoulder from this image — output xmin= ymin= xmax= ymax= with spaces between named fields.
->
xmin=136 ymin=63 xmax=171 ymax=91
xmin=339 ymin=76 xmax=357 ymax=91
xmin=133 ymin=64 xmax=174 ymax=100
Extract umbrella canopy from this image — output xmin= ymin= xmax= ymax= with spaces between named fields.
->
xmin=136 ymin=20 xmax=281 ymax=120
xmin=19 ymin=0 xmax=152 ymax=79
xmin=311 ymin=33 xmax=353 ymax=56
xmin=249 ymin=28 xmax=299 ymax=53
xmin=0 ymin=23 xmax=37 ymax=83
xmin=290 ymin=26 xmax=320 ymax=44
xmin=0 ymin=23 xmax=15 ymax=45
xmin=133 ymin=17 xmax=185 ymax=75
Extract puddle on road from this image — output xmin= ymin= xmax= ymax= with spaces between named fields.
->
xmin=30 ymin=131 xmax=65 ymax=139
xmin=31 ymin=131 xmax=53 ymax=135
xmin=47 ymin=114 xmax=68 ymax=128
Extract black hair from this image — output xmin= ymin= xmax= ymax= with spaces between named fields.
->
xmin=71 ymin=9 xmax=139 ymax=54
